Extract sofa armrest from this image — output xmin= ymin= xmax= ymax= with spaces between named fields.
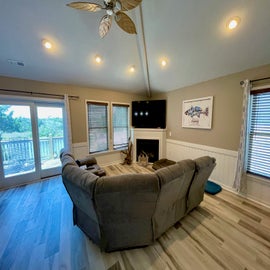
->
xmin=62 ymin=165 xmax=99 ymax=198
xmin=76 ymin=156 xmax=97 ymax=167
xmin=186 ymin=156 xmax=216 ymax=213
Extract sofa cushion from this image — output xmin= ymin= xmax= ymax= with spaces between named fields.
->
xmin=186 ymin=156 xmax=216 ymax=213
xmin=153 ymin=160 xmax=195 ymax=238
xmin=94 ymin=173 xmax=159 ymax=251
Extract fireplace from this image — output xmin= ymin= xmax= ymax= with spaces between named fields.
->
xmin=136 ymin=139 xmax=159 ymax=163
xmin=131 ymin=128 xmax=166 ymax=163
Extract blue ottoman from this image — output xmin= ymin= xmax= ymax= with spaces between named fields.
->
xmin=205 ymin=180 xmax=222 ymax=195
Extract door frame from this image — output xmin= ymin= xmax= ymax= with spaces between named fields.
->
xmin=0 ymin=95 xmax=66 ymax=189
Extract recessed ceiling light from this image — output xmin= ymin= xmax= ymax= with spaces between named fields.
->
xmin=129 ymin=65 xmax=135 ymax=73
xmin=42 ymin=39 xmax=52 ymax=49
xmin=227 ymin=17 xmax=241 ymax=30
xmin=160 ymin=58 xmax=169 ymax=68
xmin=95 ymin=55 xmax=102 ymax=64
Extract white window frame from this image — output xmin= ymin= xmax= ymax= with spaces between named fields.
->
xmin=246 ymin=86 xmax=270 ymax=180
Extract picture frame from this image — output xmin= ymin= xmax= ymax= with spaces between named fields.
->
xmin=182 ymin=96 xmax=213 ymax=129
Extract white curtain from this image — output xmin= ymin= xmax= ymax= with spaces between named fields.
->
xmin=233 ymin=80 xmax=251 ymax=192
xmin=64 ymin=94 xmax=73 ymax=152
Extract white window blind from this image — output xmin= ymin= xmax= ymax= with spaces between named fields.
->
xmin=112 ymin=104 xmax=129 ymax=150
xmin=87 ymin=102 xmax=108 ymax=153
xmin=247 ymin=89 xmax=270 ymax=179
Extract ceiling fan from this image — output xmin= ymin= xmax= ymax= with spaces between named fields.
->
xmin=67 ymin=0 xmax=142 ymax=38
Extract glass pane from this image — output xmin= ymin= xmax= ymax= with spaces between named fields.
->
xmin=37 ymin=106 xmax=64 ymax=170
xmin=88 ymin=103 xmax=108 ymax=153
xmin=89 ymin=128 xmax=108 ymax=153
xmin=0 ymin=105 xmax=35 ymax=177
xmin=113 ymin=105 xmax=128 ymax=149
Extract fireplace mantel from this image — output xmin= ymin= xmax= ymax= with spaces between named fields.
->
xmin=131 ymin=128 xmax=167 ymax=163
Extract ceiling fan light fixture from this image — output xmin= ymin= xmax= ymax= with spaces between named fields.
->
xmin=66 ymin=0 xmax=142 ymax=37
xmin=106 ymin=9 xmax=113 ymax=16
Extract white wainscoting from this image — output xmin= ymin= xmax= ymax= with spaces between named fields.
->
xmin=72 ymin=142 xmax=122 ymax=165
xmin=166 ymin=139 xmax=238 ymax=191
xmin=167 ymin=139 xmax=270 ymax=207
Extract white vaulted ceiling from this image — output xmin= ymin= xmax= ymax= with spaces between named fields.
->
xmin=0 ymin=0 xmax=270 ymax=96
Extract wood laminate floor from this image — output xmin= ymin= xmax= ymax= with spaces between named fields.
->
xmin=0 ymin=163 xmax=270 ymax=270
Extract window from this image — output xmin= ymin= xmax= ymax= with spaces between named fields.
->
xmin=247 ymin=89 xmax=270 ymax=179
xmin=112 ymin=104 xmax=129 ymax=150
xmin=87 ymin=102 xmax=108 ymax=153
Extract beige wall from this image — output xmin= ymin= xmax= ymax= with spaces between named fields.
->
xmin=165 ymin=64 xmax=270 ymax=151
xmin=1 ymin=64 xmax=270 ymax=149
xmin=0 ymin=76 xmax=146 ymax=144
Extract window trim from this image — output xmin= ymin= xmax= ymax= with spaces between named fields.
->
xmin=246 ymin=87 xmax=270 ymax=180
xmin=85 ymin=100 xmax=131 ymax=154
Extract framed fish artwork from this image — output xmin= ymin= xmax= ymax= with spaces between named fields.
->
xmin=182 ymin=96 xmax=213 ymax=129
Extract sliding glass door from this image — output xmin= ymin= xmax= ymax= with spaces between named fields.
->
xmin=0 ymin=104 xmax=37 ymax=180
xmin=0 ymin=99 xmax=66 ymax=189
xmin=37 ymin=105 xmax=64 ymax=178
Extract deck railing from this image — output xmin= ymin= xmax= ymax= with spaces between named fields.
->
xmin=1 ymin=136 xmax=64 ymax=165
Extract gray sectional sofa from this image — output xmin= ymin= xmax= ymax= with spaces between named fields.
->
xmin=60 ymin=150 xmax=216 ymax=252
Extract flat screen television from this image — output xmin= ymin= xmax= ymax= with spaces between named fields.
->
xmin=132 ymin=100 xmax=166 ymax=128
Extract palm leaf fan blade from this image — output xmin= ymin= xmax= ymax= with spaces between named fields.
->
xmin=115 ymin=11 xmax=137 ymax=34
xmin=120 ymin=0 xmax=142 ymax=11
xmin=99 ymin=15 xmax=112 ymax=38
xmin=66 ymin=2 xmax=103 ymax=12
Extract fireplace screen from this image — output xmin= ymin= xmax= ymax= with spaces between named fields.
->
xmin=136 ymin=139 xmax=159 ymax=163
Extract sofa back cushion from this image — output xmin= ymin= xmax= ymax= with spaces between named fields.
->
xmin=153 ymin=159 xmax=195 ymax=238
xmin=186 ymin=156 xmax=216 ymax=213
xmin=94 ymin=173 xmax=159 ymax=251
